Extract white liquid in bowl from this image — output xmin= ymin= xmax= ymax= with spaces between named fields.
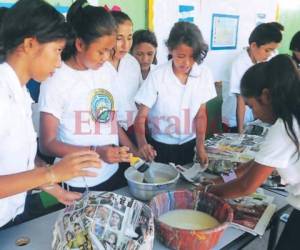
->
xmin=151 ymin=177 xmax=170 ymax=183
xmin=158 ymin=209 xmax=220 ymax=230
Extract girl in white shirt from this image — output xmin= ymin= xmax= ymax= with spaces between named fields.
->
xmin=0 ymin=0 xmax=100 ymax=229
xmin=39 ymin=0 xmax=138 ymax=193
xmin=131 ymin=29 xmax=158 ymax=83
xmin=109 ymin=11 xmax=141 ymax=139
xmin=205 ymin=55 xmax=300 ymax=250
xmin=135 ymin=22 xmax=216 ymax=166
xmin=222 ymin=23 xmax=282 ymax=133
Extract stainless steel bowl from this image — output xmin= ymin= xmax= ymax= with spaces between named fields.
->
xmin=124 ymin=162 xmax=180 ymax=201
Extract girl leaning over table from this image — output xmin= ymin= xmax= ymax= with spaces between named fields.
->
xmin=134 ymin=21 xmax=216 ymax=166
xmin=0 ymin=0 xmax=101 ymax=230
xmin=38 ymin=0 xmax=139 ymax=193
xmin=205 ymin=55 xmax=300 ymax=250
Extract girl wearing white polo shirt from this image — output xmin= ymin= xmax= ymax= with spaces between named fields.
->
xmin=109 ymin=11 xmax=141 ymax=140
xmin=39 ymin=1 xmax=138 ymax=193
xmin=206 ymin=55 xmax=300 ymax=249
xmin=0 ymin=0 xmax=100 ymax=229
xmin=134 ymin=22 xmax=216 ymax=165
xmin=222 ymin=23 xmax=282 ymax=133
xmin=131 ymin=29 xmax=158 ymax=83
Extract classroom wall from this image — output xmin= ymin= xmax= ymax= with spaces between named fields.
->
xmin=50 ymin=0 xmax=148 ymax=30
xmin=149 ymin=0 xmax=278 ymax=82
xmin=0 ymin=0 xmax=148 ymax=31
xmin=86 ymin=0 xmax=147 ymax=31
xmin=278 ymin=1 xmax=300 ymax=54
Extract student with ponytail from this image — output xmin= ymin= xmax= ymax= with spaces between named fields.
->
xmin=0 ymin=0 xmax=101 ymax=229
xmin=38 ymin=0 xmax=139 ymax=193
xmin=204 ymin=55 xmax=300 ymax=250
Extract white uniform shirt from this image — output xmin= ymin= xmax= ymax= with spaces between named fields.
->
xmin=0 ymin=63 xmax=37 ymax=227
xmin=110 ymin=54 xmax=141 ymax=130
xmin=139 ymin=64 xmax=157 ymax=86
xmin=255 ymin=117 xmax=300 ymax=209
xmin=39 ymin=62 xmax=119 ymax=188
xmin=135 ymin=60 xmax=216 ymax=145
xmin=222 ymin=49 xmax=254 ymax=127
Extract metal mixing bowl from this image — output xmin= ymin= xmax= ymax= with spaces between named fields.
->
xmin=124 ymin=162 xmax=180 ymax=201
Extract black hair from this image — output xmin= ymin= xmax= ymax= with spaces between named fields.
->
xmin=63 ymin=0 xmax=116 ymax=60
xmin=166 ymin=22 xmax=208 ymax=64
xmin=241 ymin=54 xmax=300 ymax=155
xmin=110 ymin=11 xmax=132 ymax=26
xmin=269 ymin=22 xmax=284 ymax=32
xmin=248 ymin=23 xmax=282 ymax=46
xmin=0 ymin=7 xmax=8 ymax=24
xmin=290 ymin=31 xmax=300 ymax=52
xmin=131 ymin=29 xmax=158 ymax=64
xmin=0 ymin=0 xmax=71 ymax=63
xmin=290 ymin=31 xmax=300 ymax=66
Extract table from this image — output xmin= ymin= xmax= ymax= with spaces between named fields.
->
xmin=0 ymin=184 xmax=289 ymax=250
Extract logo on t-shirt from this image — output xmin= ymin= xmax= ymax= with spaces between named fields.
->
xmin=90 ymin=89 xmax=115 ymax=123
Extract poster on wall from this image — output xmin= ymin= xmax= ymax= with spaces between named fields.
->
xmin=210 ymin=13 xmax=239 ymax=50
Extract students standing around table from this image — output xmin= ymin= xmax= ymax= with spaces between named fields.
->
xmin=290 ymin=31 xmax=300 ymax=68
xmin=204 ymin=54 xmax=300 ymax=250
xmin=134 ymin=22 xmax=216 ymax=166
xmin=38 ymin=0 xmax=138 ymax=193
xmin=222 ymin=23 xmax=282 ymax=133
xmin=108 ymin=11 xmax=141 ymax=140
xmin=0 ymin=0 xmax=101 ymax=229
xmin=131 ymin=29 xmax=158 ymax=83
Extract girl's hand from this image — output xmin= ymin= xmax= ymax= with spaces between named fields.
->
xmin=51 ymin=151 xmax=101 ymax=183
xmin=119 ymin=146 xmax=132 ymax=163
xmin=139 ymin=143 xmax=157 ymax=162
xmin=97 ymin=145 xmax=132 ymax=163
xmin=42 ymin=184 xmax=82 ymax=205
xmin=197 ymin=146 xmax=209 ymax=167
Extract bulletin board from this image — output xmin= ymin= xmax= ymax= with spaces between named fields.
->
xmin=210 ymin=13 xmax=239 ymax=50
xmin=149 ymin=0 xmax=278 ymax=82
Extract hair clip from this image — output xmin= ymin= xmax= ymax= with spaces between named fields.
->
xmin=111 ymin=5 xmax=122 ymax=12
xmin=103 ymin=4 xmax=122 ymax=12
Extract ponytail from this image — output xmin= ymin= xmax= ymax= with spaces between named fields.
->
xmin=63 ymin=0 xmax=116 ymax=60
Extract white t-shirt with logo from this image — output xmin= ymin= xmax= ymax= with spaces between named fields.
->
xmin=255 ymin=117 xmax=300 ymax=209
xmin=39 ymin=62 xmax=119 ymax=188
xmin=0 ymin=63 xmax=37 ymax=227
xmin=222 ymin=49 xmax=254 ymax=127
xmin=135 ymin=60 xmax=216 ymax=145
xmin=110 ymin=54 xmax=141 ymax=130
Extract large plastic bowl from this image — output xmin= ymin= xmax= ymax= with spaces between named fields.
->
xmin=149 ymin=189 xmax=233 ymax=250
